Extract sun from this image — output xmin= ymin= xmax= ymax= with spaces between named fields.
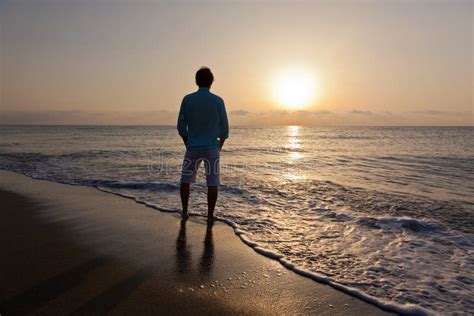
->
xmin=272 ymin=68 xmax=319 ymax=110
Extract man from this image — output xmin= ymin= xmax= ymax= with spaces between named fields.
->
xmin=177 ymin=67 xmax=229 ymax=223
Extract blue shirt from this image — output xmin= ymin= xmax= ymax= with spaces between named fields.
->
xmin=177 ymin=88 xmax=229 ymax=150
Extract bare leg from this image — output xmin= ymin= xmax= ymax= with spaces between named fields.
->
xmin=207 ymin=186 xmax=218 ymax=223
xmin=180 ymin=182 xmax=190 ymax=219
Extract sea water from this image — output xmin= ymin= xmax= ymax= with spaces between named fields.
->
xmin=0 ymin=125 xmax=472 ymax=314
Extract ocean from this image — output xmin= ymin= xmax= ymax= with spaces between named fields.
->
xmin=0 ymin=125 xmax=472 ymax=314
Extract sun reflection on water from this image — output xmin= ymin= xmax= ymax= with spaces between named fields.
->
xmin=286 ymin=125 xmax=304 ymax=179
xmin=287 ymin=125 xmax=302 ymax=158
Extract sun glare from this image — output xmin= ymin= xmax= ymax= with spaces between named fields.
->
xmin=272 ymin=68 xmax=319 ymax=110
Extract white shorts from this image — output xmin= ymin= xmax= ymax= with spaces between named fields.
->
xmin=180 ymin=149 xmax=220 ymax=186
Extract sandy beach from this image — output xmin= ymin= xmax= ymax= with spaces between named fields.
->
xmin=2 ymin=0 xmax=472 ymax=313
xmin=0 ymin=170 xmax=391 ymax=315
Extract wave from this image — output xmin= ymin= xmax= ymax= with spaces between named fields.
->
xmin=87 ymin=180 xmax=179 ymax=192
xmin=0 ymin=149 xmax=178 ymax=161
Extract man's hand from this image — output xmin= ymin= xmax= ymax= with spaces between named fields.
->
xmin=219 ymin=139 xmax=225 ymax=150
xmin=181 ymin=136 xmax=188 ymax=148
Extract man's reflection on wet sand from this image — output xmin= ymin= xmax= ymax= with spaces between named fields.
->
xmin=199 ymin=222 xmax=214 ymax=276
xmin=175 ymin=219 xmax=215 ymax=276
xmin=176 ymin=219 xmax=191 ymax=274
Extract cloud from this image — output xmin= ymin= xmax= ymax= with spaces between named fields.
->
xmin=231 ymin=110 xmax=250 ymax=116
xmin=412 ymin=110 xmax=471 ymax=116
xmin=350 ymin=109 xmax=374 ymax=116
xmin=313 ymin=109 xmax=333 ymax=115
xmin=291 ymin=110 xmax=334 ymax=116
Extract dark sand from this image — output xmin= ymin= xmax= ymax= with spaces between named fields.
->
xmin=0 ymin=171 xmax=391 ymax=315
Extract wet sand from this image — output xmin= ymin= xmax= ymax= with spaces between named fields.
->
xmin=0 ymin=170 xmax=391 ymax=315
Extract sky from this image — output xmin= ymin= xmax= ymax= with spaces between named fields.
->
xmin=1 ymin=0 xmax=472 ymax=126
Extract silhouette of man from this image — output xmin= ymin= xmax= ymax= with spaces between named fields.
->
xmin=177 ymin=67 xmax=229 ymax=223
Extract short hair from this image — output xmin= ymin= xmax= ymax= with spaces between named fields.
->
xmin=195 ymin=67 xmax=214 ymax=88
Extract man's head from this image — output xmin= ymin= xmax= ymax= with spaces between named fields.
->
xmin=195 ymin=67 xmax=214 ymax=88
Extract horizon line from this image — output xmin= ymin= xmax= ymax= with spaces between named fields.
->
xmin=1 ymin=124 xmax=473 ymax=128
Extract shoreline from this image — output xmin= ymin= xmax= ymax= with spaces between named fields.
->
xmin=0 ymin=170 xmax=393 ymax=315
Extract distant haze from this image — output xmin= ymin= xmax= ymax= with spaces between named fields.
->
xmin=1 ymin=0 xmax=472 ymax=126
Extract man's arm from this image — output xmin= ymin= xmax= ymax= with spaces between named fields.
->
xmin=218 ymin=99 xmax=229 ymax=149
xmin=177 ymin=98 xmax=188 ymax=148
xmin=181 ymin=135 xmax=188 ymax=147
